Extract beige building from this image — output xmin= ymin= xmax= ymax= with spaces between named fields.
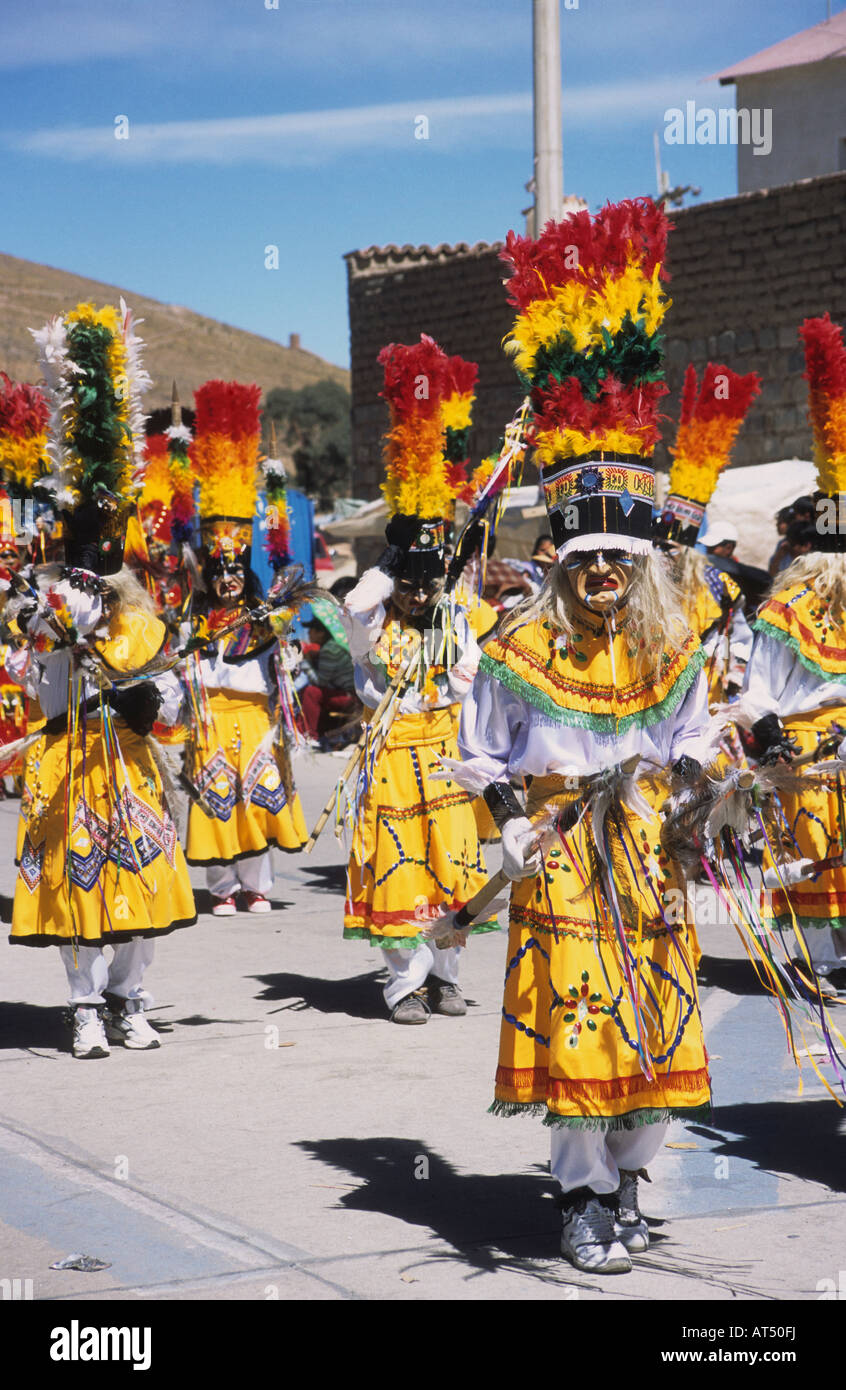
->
xmin=712 ymin=10 xmax=846 ymax=193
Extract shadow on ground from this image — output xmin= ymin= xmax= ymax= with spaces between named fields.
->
xmin=294 ymin=865 xmax=347 ymax=895
xmin=692 ymin=1098 xmax=846 ymax=1193
xmin=295 ymin=1136 xmax=767 ymax=1295
xmin=0 ymin=1001 xmax=66 ymax=1053
xmin=252 ymin=970 xmax=388 ymax=1020
xmin=697 ymin=954 xmax=770 ymax=996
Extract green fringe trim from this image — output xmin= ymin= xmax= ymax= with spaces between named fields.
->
xmin=478 ymin=644 xmax=705 ymax=734
xmin=770 ymin=913 xmax=846 ymax=933
xmin=488 ymin=1100 xmax=712 ymax=1131
xmin=344 ymin=919 xmax=499 ymax=949
xmin=753 ymin=618 xmax=846 ymax=688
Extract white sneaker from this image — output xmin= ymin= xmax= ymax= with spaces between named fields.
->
xmin=560 ymin=1192 xmax=632 ymax=1273
xmin=71 ymin=1006 xmax=110 ymax=1060
xmin=105 ymin=1000 xmax=161 ymax=1050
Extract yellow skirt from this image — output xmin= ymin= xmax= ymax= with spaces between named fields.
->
xmin=344 ymin=705 xmax=497 ymax=948
xmin=185 ymin=690 xmax=306 ymax=866
xmin=493 ymin=779 xmax=710 ymax=1130
xmin=16 ymin=699 xmax=45 ymax=863
xmin=764 ymin=713 xmax=846 ymax=931
xmin=11 ymin=719 xmax=196 ymax=947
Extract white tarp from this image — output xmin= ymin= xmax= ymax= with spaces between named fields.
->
xmin=693 ymin=458 xmax=816 ymax=570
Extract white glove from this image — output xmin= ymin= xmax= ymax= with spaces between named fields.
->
xmin=501 ymin=816 xmax=542 ymax=881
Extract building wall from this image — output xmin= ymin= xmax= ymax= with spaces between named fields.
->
xmin=736 ymin=62 xmax=846 ymax=194
xmin=345 ymin=244 xmax=524 ymax=500
xmin=346 ymin=172 xmax=846 ymax=499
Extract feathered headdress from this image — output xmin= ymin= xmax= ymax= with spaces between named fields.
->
xmin=377 ymin=334 xmax=452 ymax=583
xmin=441 ymin=354 xmax=478 ymax=501
xmin=31 ymin=299 xmax=151 ymax=573
xmin=655 ymin=363 xmax=761 ymax=547
xmin=0 ymin=374 xmax=49 ymax=494
xmin=191 ymin=379 xmax=261 ymax=563
xmin=800 ymin=313 xmax=846 ymax=504
xmin=136 ymin=434 xmax=173 ymax=545
xmin=502 ymin=197 xmax=671 ymax=558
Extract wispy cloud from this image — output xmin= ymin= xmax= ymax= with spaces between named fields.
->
xmin=0 ymin=0 xmax=527 ymax=71
xmin=6 ymin=78 xmax=709 ymax=167
xmin=8 ymin=95 xmax=532 ymax=166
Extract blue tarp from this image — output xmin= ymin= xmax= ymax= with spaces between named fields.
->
xmin=252 ymin=486 xmax=315 ymax=638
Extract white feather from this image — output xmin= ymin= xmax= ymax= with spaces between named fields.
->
xmin=345 ymin=566 xmax=394 ymax=616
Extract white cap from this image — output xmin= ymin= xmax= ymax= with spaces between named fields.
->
xmin=699 ymin=519 xmax=738 ymax=549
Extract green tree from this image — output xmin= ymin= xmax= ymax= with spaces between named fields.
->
xmin=264 ymin=379 xmax=351 ymax=507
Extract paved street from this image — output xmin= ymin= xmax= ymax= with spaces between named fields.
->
xmin=0 ymin=750 xmax=844 ymax=1303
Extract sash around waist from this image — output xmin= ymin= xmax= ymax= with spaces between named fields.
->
xmin=364 ymin=703 xmax=459 ymax=749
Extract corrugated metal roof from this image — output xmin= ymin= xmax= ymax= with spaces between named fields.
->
xmin=344 ymin=240 xmax=502 ymax=276
xmin=709 ymin=10 xmax=846 ymax=82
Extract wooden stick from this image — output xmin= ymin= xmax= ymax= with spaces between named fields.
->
xmin=453 ymin=869 xmax=509 ymax=929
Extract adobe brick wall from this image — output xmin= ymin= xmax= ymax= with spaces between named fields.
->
xmin=345 ymin=242 xmax=523 ymax=501
xmin=345 ymin=171 xmax=846 ymax=499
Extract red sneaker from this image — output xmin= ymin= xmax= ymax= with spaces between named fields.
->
xmin=211 ymin=895 xmax=237 ymax=917
xmin=243 ymin=892 xmax=272 ymax=914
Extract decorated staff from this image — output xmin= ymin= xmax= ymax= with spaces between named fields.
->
xmin=452 ymin=198 xmax=713 ymax=1275
xmin=654 ymin=363 xmax=761 ymax=705
xmin=737 ymin=314 xmax=846 ymax=995
xmin=8 ymin=300 xmax=196 ymax=1060
xmin=181 ymin=379 xmax=307 ymax=915
xmin=339 ymin=333 xmax=498 ymax=1023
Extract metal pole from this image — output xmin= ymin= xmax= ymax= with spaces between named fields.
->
xmin=533 ymin=0 xmax=563 ymax=232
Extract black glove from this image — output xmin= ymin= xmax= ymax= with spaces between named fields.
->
xmin=109 ymin=682 xmax=162 ymax=737
xmin=483 ymin=781 xmax=525 ymax=829
xmin=750 ymin=713 xmax=798 ymax=765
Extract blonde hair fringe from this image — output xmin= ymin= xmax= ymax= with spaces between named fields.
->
xmin=502 ymin=552 xmax=690 ymax=679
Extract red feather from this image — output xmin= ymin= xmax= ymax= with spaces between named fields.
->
xmin=194 ymin=380 xmax=261 ymax=440
xmin=378 ymin=334 xmax=449 ymax=421
xmin=693 ymin=364 xmax=762 ymax=422
xmin=0 ymin=373 xmax=49 ymax=438
xmin=444 ymin=354 xmax=478 ymax=398
xmin=502 ymin=197 xmax=670 ymax=310
xmin=800 ymin=314 xmax=846 ymax=400
xmin=679 ymin=365 xmax=698 ymax=427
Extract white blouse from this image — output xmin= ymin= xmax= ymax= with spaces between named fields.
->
xmin=455 ymin=643 xmax=713 ymax=794
xmin=741 ymin=628 xmax=846 ymax=724
xmin=19 ymin=575 xmax=183 ymax=724
xmin=343 ymin=597 xmax=481 ymax=715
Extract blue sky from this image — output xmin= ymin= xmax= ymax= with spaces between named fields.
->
xmin=0 ymin=0 xmax=838 ymax=371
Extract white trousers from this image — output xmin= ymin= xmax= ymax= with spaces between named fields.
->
xmin=381 ymin=942 xmax=461 ymax=1009
xmin=207 ymin=850 xmax=274 ymax=900
xmin=794 ymin=925 xmax=846 ymax=975
xmin=549 ymin=1121 xmax=668 ymax=1195
xmin=60 ymin=937 xmax=155 ymax=1007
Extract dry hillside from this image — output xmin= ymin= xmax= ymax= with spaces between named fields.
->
xmin=0 ymin=252 xmax=348 ymax=406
